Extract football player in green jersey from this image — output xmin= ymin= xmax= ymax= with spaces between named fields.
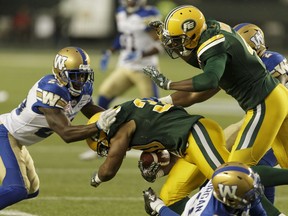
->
xmin=87 ymin=98 xmax=288 ymax=215
xmin=143 ymin=5 xmax=288 ymax=170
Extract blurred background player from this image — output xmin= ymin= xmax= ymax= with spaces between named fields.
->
xmin=0 ymin=47 xmax=117 ymax=209
xmin=98 ymin=0 xmax=163 ymax=108
xmin=143 ymin=162 xmax=267 ymax=216
xmin=79 ymin=0 xmax=163 ymax=160
xmin=224 ymin=23 xmax=288 ymax=204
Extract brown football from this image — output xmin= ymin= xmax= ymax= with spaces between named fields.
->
xmin=140 ymin=150 xmax=170 ymax=168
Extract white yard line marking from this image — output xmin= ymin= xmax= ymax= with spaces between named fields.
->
xmin=0 ymin=210 xmax=38 ymax=216
xmin=35 ymin=196 xmax=142 ymax=201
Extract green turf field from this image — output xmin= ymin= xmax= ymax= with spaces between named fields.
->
xmin=0 ymin=48 xmax=287 ymax=215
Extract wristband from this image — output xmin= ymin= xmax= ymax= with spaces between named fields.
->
xmin=94 ymin=173 xmax=102 ymax=184
xmin=166 ymin=80 xmax=171 ymax=90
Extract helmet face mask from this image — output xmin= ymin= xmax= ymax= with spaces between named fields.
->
xmin=212 ymin=162 xmax=264 ymax=210
xmin=53 ymin=47 xmax=94 ymax=97
xmin=162 ymin=32 xmax=193 ymax=59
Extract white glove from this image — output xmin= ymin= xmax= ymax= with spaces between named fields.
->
xmin=96 ymin=107 xmax=121 ymax=132
xmin=143 ymin=66 xmax=171 ymax=90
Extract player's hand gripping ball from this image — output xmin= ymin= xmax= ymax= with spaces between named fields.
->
xmin=140 ymin=150 xmax=170 ymax=168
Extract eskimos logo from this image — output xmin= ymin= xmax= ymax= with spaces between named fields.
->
xmin=182 ymin=20 xmax=196 ymax=32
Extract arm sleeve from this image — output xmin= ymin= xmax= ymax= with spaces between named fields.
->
xmin=159 ymin=206 xmax=180 ymax=216
xmin=192 ymin=53 xmax=227 ymax=91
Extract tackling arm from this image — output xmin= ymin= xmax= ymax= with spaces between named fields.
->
xmin=81 ymin=100 xmax=104 ymax=119
xmin=40 ymin=107 xmax=100 ymax=143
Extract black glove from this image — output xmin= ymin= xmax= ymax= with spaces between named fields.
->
xmin=143 ymin=187 xmax=165 ymax=216
xmin=138 ymin=161 xmax=161 ymax=183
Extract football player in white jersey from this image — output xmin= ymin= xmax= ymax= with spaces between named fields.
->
xmin=97 ymin=0 xmax=163 ymax=109
xmin=143 ymin=162 xmax=267 ymax=216
xmin=79 ymin=0 xmax=163 ymax=160
xmin=0 ymin=47 xmax=118 ymax=209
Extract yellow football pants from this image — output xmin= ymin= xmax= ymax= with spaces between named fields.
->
xmin=159 ymin=118 xmax=229 ymax=205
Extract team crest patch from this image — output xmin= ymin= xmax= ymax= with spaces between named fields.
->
xmin=182 ymin=20 xmax=196 ymax=32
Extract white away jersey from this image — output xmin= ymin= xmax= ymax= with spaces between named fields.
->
xmin=0 ymin=75 xmax=93 ymax=145
xmin=116 ymin=5 xmax=163 ymax=71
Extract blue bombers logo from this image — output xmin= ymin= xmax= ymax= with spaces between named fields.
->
xmin=250 ymin=30 xmax=264 ymax=49
xmin=182 ymin=20 xmax=196 ymax=32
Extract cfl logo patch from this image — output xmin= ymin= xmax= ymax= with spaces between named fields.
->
xmin=54 ymin=54 xmax=68 ymax=71
xmin=182 ymin=20 xmax=196 ymax=32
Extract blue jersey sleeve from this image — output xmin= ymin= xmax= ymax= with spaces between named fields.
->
xmin=33 ymin=75 xmax=70 ymax=112
xmin=261 ymin=51 xmax=286 ymax=73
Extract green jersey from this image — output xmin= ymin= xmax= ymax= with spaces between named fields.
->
xmin=107 ymin=98 xmax=203 ymax=156
xmin=191 ymin=20 xmax=279 ymax=111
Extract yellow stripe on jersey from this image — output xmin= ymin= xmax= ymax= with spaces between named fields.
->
xmin=132 ymin=141 xmax=165 ymax=152
xmin=36 ymin=89 xmax=67 ymax=109
xmin=197 ymin=34 xmax=225 ymax=59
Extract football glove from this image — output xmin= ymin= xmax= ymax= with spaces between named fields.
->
xmin=143 ymin=66 xmax=171 ymax=90
xmin=91 ymin=171 xmax=102 ymax=188
xmin=149 ymin=21 xmax=164 ymax=36
xmin=138 ymin=161 xmax=161 ymax=183
xmin=96 ymin=107 xmax=121 ymax=133
xmin=143 ymin=187 xmax=165 ymax=216
xmin=124 ymin=51 xmax=143 ymax=62
xmin=100 ymin=50 xmax=112 ymax=71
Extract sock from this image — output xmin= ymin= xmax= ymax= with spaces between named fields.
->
xmin=167 ymin=197 xmax=189 ymax=214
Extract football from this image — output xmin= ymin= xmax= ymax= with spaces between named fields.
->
xmin=140 ymin=150 xmax=170 ymax=168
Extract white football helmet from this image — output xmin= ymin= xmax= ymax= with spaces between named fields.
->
xmin=52 ymin=47 xmax=94 ymax=97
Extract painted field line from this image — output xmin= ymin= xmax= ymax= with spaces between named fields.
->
xmin=27 ymin=195 xmax=288 ymax=202
xmin=0 ymin=210 xmax=38 ymax=216
xmin=34 ymin=196 xmax=142 ymax=201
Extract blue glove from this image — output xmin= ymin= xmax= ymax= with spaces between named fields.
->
xmin=124 ymin=51 xmax=142 ymax=62
xmin=100 ymin=50 xmax=112 ymax=71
